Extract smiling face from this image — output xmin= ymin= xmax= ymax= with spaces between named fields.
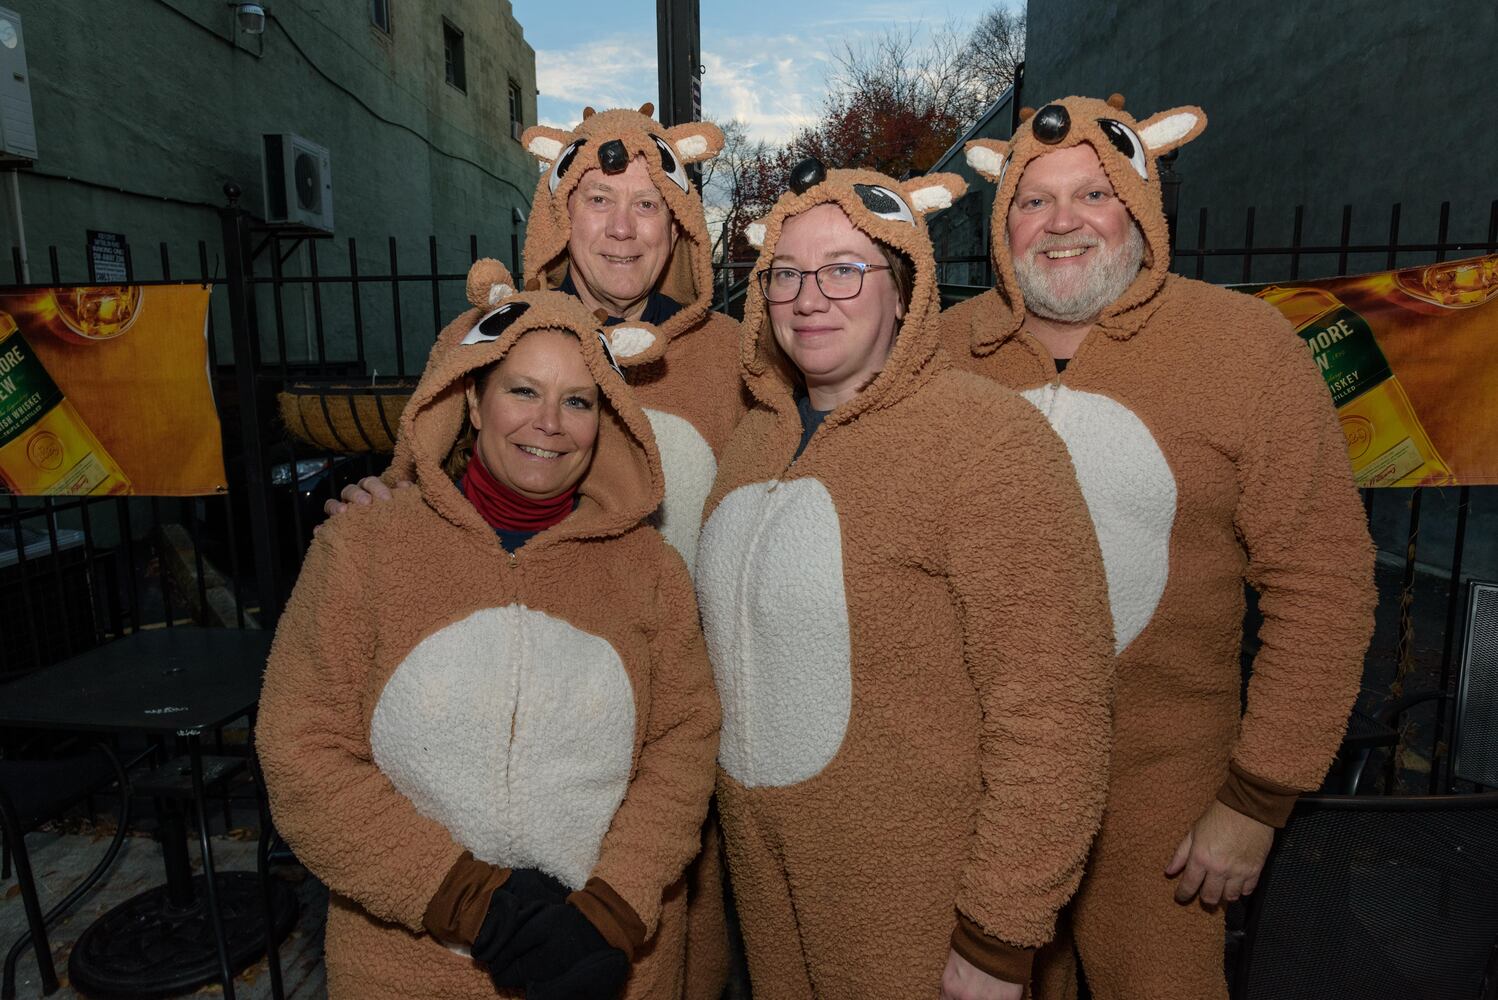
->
xmin=1006 ymin=143 xmax=1145 ymax=324
xmin=565 ymin=156 xmax=678 ymax=321
xmin=465 ymin=329 xmax=601 ymax=500
xmin=767 ymin=203 xmax=906 ymax=411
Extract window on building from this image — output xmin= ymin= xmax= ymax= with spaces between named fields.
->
xmin=370 ymin=0 xmax=390 ymax=33
xmin=443 ymin=20 xmax=465 ymax=92
xmin=508 ymin=81 xmax=523 ymax=140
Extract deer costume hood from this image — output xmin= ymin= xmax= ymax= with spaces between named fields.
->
xmin=260 ymin=262 xmax=720 ymax=1000
xmin=521 ymin=105 xmax=724 ymax=362
xmin=962 ymin=93 xmax=1205 ymax=347
xmin=940 ymin=96 xmax=1374 ymax=1000
xmin=695 ymin=162 xmax=1115 ymax=996
xmin=736 ymin=160 xmax=964 ymax=420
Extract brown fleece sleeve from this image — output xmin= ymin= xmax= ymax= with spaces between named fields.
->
xmin=586 ymin=546 xmax=721 ymax=940
xmin=569 ymin=877 xmax=648 ymax=958
xmin=948 ymin=396 xmax=1116 ymax=953
xmin=257 ymin=525 xmax=468 ymax=932
xmin=1229 ymin=310 xmax=1375 ymax=796
xmin=422 ymin=852 xmax=511 ymax=945
xmin=951 ymin=912 xmax=1036 ymax=984
xmin=1217 ymin=760 xmax=1301 ymax=828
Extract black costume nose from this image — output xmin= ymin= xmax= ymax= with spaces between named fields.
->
xmin=598 ymin=140 xmax=629 ymax=174
xmin=789 ymin=157 xmax=826 ymax=195
xmin=1032 ymin=105 xmax=1071 ymax=144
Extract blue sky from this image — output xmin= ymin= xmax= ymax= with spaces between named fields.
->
xmin=511 ymin=0 xmax=1013 ymax=143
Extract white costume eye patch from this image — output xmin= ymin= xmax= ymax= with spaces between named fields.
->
xmin=461 ymin=302 xmax=530 ymax=344
xmin=852 ymin=184 xmax=914 ymax=224
xmin=1098 ymin=119 xmax=1149 ymax=179
xmin=651 ymin=135 xmax=691 ymax=193
xmin=549 ymin=139 xmax=587 ymax=194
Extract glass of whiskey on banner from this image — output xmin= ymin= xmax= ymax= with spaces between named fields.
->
xmin=1255 ymin=285 xmax=1454 ymax=488
xmin=0 ymin=311 xmax=131 ymax=495
xmin=54 ymin=285 xmax=144 ymax=341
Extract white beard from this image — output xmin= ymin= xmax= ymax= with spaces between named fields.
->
xmin=1011 ymin=223 xmax=1146 ymax=324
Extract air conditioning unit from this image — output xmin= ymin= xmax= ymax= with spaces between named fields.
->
xmin=0 ymin=7 xmax=37 ymax=163
xmin=261 ymin=133 xmax=334 ymax=233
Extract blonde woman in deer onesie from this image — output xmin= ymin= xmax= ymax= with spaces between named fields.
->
xmin=941 ymin=95 xmax=1376 ymax=999
xmin=259 ymin=264 xmax=719 ymax=1000
xmin=693 ymin=159 xmax=1117 ymax=999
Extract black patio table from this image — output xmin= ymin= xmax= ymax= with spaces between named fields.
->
xmin=0 ymin=625 xmax=295 ymax=999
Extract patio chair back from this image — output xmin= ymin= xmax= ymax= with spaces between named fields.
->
xmin=1454 ymin=581 xmax=1498 ymax=788
xmin=1234 ymin=791 xmax=1498 ymax=1000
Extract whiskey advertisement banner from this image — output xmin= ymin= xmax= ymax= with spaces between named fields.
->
xmin=1245 ymin=253 xmax=1498 ymax=487
xmin=0 ymin=284 xmax=226 ymax=496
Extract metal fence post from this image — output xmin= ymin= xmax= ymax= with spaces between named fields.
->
xmin=219 ymin=184 xmax=283 ymax=627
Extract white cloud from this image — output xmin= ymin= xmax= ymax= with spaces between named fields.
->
xmin=534 ymin=34 xmax=659 ymax=131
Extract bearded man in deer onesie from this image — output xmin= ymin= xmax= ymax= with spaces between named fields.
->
xmin=940 ymin=94 xmax=1376 ymax=1000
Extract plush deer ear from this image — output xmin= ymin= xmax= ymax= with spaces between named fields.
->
xmin=664 ymin=121 xmax=725 ymax=164
xmin=745 ymin=217 xmax=769 ymax=250
xmin=900 ymin=172 xmax=967 ymax=215
xmin=582 ymin=106 xmax=597 ymax=120
xmin=1136 ymin=106 xmax=1207 ymax=155
xmin=963 ymin=139 xmax=1010 ymax=183
xmin=637 ymin=102 xmax=655 ymax=117
xmin=466 ymin=258 xmax=516 ymax=308
xmin=521 ymin=125 xmax=576 ymax=167
xmin=606 ymin=320 xmax=669 ymax=367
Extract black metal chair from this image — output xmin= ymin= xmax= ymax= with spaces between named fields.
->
xmin=1233 ymin=791 xmax=1498 ymax=1000
xmin=0 ymin=745 xmax=131 ymax=999
xmin=1334 ymin=579 xmax=1498 ymax=794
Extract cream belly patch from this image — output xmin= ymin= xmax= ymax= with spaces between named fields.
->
xmin=369 ymin=605 xmax=636 ymax=889
xmin=696 ymin=478 xmax=851 ymax=788
xmin=1022 ymin=385 xmax=1176 ymax=653
xmin=643 ymin=407 xmax=718 ymax=573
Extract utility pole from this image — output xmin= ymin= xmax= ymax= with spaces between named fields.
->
xmin=655 ymin=0 xmax=701 ymax=129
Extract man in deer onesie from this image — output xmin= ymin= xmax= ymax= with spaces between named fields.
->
xmin=940 ymin=94 xmax=1377 ymax=999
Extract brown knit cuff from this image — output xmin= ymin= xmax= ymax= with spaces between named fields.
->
xmin=568 ymin=877 xmax=647 ymax=961
xmin=422 ymin=852 xmax=511 ymax=945
xmin=1216 ymin=760 xmax=1301 ymax=828
xmin=950 ymin=912 xmax=1035 ymax=986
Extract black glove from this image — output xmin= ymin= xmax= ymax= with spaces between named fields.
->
xmin=486 ymin=900 xmax=626 ymax=994
xmin=528 ymin=947 xmax=629 ymax=1000
xmin=470 ymin=868 xmax=569 ymax=964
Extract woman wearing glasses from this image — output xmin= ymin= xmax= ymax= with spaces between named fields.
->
xmin=693 ymin=162 xmax=1115 ymax=1000
xmin=258 ymin=267 xmax=719 ymax=1000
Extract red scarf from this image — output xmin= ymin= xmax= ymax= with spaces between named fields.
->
xmin=461 ymin=453 xmax=577 ymax=533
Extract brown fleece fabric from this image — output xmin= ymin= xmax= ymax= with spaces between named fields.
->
xmin=423 ymin=852 xmax=513 ymax=945
xmin=259 ymin=270 xmax=720 ymax=999
xmin=695 ymin=166 xmax=1115 ymax=997
xmin=519 ymin=107 xmax=747 ymax=999
xmin=943 ymin=95 xmax=1376 ymax=1000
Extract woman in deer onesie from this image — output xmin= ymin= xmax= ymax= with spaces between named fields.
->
xmin=259 ymin=264 xmax=720 ymax=999
xmin=694 ymin=160 xmax=1117 ymax=998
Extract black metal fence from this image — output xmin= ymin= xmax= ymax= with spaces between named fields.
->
xmin=3 ymin=195 xmax=1495 ymax=795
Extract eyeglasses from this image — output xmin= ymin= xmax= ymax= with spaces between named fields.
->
xmin=755 ymin=262 xmax=893 ymax=303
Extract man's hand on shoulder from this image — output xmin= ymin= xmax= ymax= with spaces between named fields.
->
xmin=1165 ymin=799 xmax=1275 ymax=907
xmin=941 ymin=950 xmax=1023 ymax=1000
xmin=317 ymin=476 xmax=410 ymax=533
xmin=321 ymin=476 xmax=407 ymax=517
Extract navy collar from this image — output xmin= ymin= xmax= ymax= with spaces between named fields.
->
xmin=559 ymin=272 xmax=684 ymax=326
